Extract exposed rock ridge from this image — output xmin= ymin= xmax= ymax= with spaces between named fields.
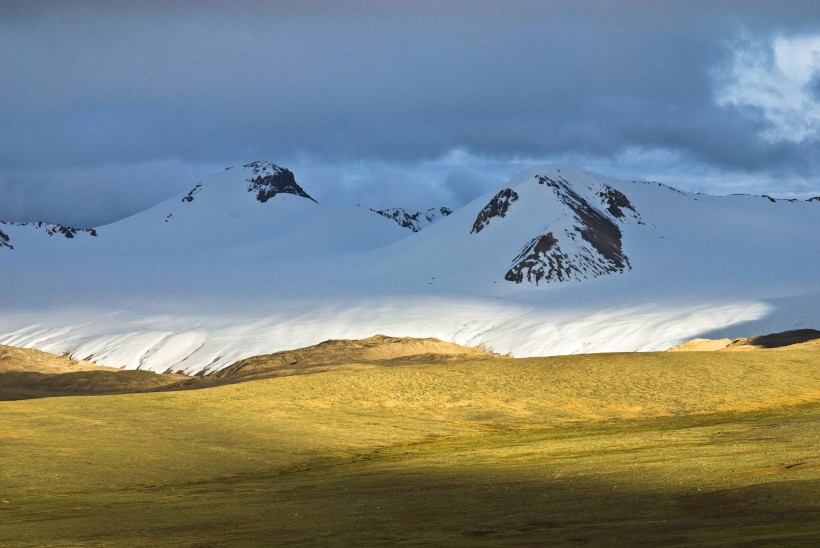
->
xmin=730 ymin=193 xmax=810 ymax=203
xmin=471 ymin=188 xmax=519 ymax=234
xmin=0 ymin=227 xmax=11 ymax=250
xmin=0 ymin=221 xmax=97 ymax=251
xmin=504 ymin=232 xmax=578 ymax=284
xmin=179 ymin=161 xmax=318 ymax=205
xmin=243 ymin=161 xmax=317 ymax=204
xmin=598 ymin=186 xmax=641 ymax=221
xmin=643 ymin=180 xmax=685 ymax=195
xmin=372 ymin=207 xmax=452 ymax=232
xmin=182 ymin=183 xmax=202 ymax=202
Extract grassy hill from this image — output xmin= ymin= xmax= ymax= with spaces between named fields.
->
xmin=1 ymin=347 xmax=819 ymax=545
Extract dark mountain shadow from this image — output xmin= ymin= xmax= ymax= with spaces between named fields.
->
xmin=740 ymin=329 xmax=820 ymax=348
xmin=683 ymin=293 xmax=820 ymax=347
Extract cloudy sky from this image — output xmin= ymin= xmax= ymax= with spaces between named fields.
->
xmin=3 ymin=0 xmax=820 ymax=227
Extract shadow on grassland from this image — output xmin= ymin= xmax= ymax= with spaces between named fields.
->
xmin=2 ymin=408 xmax=819 ymax=546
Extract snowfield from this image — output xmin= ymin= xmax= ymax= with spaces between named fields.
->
xmin=2 ymin=163 xmax=818 ymax=374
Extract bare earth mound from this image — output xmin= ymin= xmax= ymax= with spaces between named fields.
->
xmin=212 ymin=334 xmax=491 ymax=381
xmin=668 ymin=328 xmax=820 ymax=352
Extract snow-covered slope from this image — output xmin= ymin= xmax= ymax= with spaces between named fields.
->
xmin=1 ymin=163 xmax=818 ymax=374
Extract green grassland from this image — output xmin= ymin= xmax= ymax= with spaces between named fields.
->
xmin=1 ymin=350 xmax=819 ymax=545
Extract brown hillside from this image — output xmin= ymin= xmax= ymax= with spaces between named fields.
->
xmin=0 ymin=344 xmax=112 ymax=374
xmin=211 ymin=334 xmax=491 ymax=381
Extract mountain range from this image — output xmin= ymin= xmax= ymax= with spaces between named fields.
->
xmin=2 ymin=161 xmax=818 ymax=374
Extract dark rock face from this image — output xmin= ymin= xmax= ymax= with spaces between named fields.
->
xmin=807 ymin=196 xmax=820 ymax=202
xmin=244 ymin=161 xmax=317 ymax=204
xmin=0 ymin=227 xmax=12 ymax=250
xmin=505 ymin=232 xmax=578 ymax=285
xmin=43 ymin=224 xmax=97 ymax=238
xmin=597 ymin=185 xmax=639 ymax=220
xmin=181 ymin=161 xmax=317 ymax=205
xmin=471 ymin=189 xmax=519 ymax=234
xmin=29 ymin=222 xmax=97 ymax=238
xmin=372 ymin=207 xmax=452 ymax=232
xmin=542 ymin=175 xmax=629 ymax=272
xmin=563 ymin=187 xmax=628 ymax=272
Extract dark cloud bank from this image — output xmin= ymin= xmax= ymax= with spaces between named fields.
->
xmin=2 ymin=0 xmax=820 ymax=227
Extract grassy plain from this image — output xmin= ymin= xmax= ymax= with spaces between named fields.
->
xmin=1 ymin=350 xmax=819 ymax=545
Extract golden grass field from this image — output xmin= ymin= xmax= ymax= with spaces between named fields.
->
xmin=1 ymin=341 xmax=819 ymax=545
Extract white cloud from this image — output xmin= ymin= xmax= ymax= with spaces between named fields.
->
xmin=717 ymin=34 xmax=820 ymax=143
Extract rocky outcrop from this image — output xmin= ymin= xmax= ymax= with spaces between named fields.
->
xmin=243 ymin=161 xmax=317 ymax=204
xmin=182 ymin=184 xmax=202 ymax=202
xmin=597 ymin=185 xmax=641 ymax=221
xmin=372 ymin=207 xmax=452 ymax=232
xmin=0 ymin=227 xmax=11 ymax=250
xmin=0 ymin=221 xmax=97 ymax=251
xmin=471 ymin=189 xmax=519 ymax=234
xmin=504 ymin=232 xmax=578 ymax=284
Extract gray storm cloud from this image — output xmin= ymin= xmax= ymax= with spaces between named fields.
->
xmin=2 ymin=0 xmax=820 ymax=227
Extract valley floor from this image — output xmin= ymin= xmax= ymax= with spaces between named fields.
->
xmin=1 ymin=351 xmax=819 ymax=545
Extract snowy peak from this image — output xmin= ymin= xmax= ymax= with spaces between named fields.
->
xmin=181 ymin=161 xmax=317 ymax=206
xmin=468 ymin=166 xmax=643 ymax=285
xmin=243 ymin=161 xmax=317 ymax=204
xmin=508 ymin=174 xmax=634 ymax=284
xmin=371 ymin=206 xmax=452 ymax=232
xmin=118 ymin=160 xmax=412 ymax=262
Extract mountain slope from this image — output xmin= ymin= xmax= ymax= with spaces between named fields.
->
xmin=1 ymin=162 xmax=818 ymax=374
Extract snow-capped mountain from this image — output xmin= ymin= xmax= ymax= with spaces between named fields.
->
xmin=1 ymin=162 xmax=818 ymax=374
xmin=472 ymin=172 xmax=641 ymax=284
